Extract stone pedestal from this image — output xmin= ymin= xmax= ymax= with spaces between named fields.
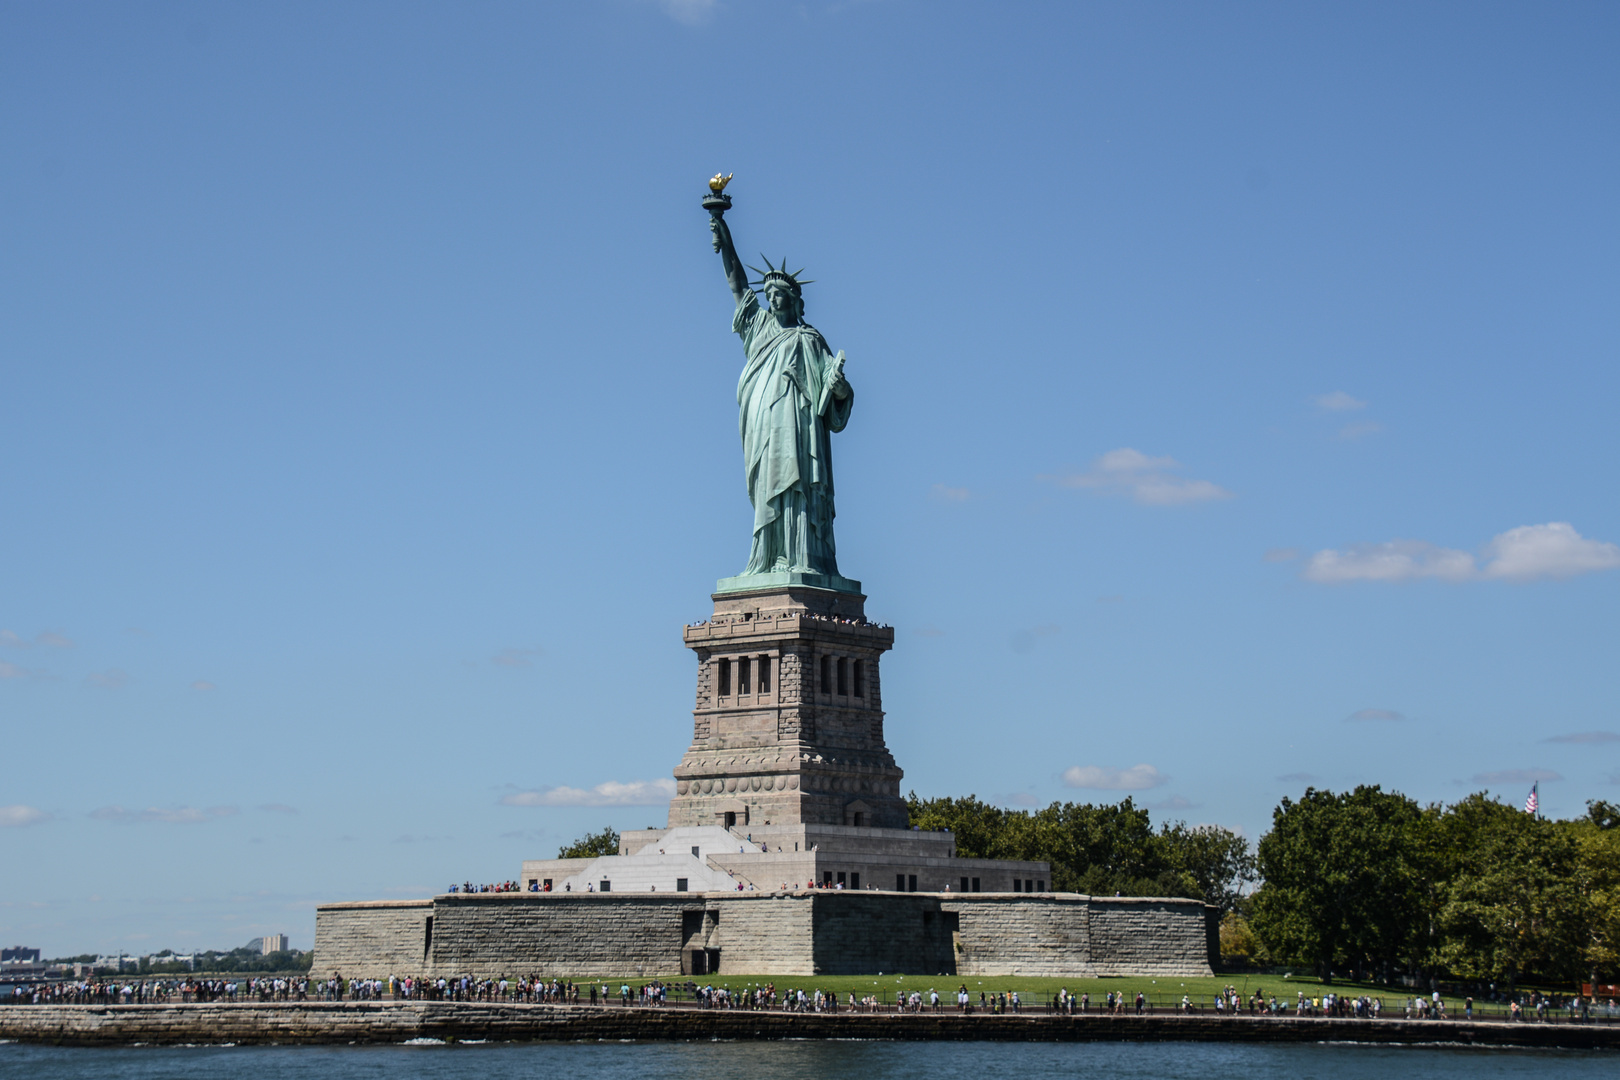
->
xmin=668 ymin=585 xmax=907 ymax=830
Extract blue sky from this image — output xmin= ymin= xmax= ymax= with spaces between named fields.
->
xmin=3 ymin=0 xmax=1617 ymax=956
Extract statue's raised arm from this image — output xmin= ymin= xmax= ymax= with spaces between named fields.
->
xmin=710 ymin=214 xmax=750 ymax=303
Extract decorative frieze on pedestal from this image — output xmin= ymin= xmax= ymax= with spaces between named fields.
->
xmin=668 ymin=585 xmax=908 ymax=830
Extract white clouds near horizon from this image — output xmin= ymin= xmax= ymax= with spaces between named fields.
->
xmin=500 ymin=779 xmax=677 ymax=807
xmin=1315 ymin=391 xmax=1366 ymax=412
xmin=1302 ymin=523 xmax=1620 ymax=584
xmin=1346 ymin=708 xmax=1405 ymax=723
xmin=90 ymin=805 xmax=240 ymax=823
xmin=0 ymin=629 xmax=75 ymax=649
xmin=1 ymin=804 xmax=50 ymax=827
xmin=1060 ymin=764 xmax=1168 ymax=791
xmin=85 ymin=668 xmax=131 ymax=689
xmin=1471 ymin=768 xmax=1562 ymax=785
xmin=1049 ymin=448 xmax=1232 ymax=506
xmin=656 ymin=0 xmax=716 ymax=25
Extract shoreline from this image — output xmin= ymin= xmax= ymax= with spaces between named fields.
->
xmin=1 ymin=1003 xmax=1616 ymax=1050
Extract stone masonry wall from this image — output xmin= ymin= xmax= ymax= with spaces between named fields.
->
xmin=8 ymin=1003 xmax=1619 ymax=1049
xmin=310 ymin=891 xmax=1212 ymax=980
xmin=311 ymin=901 xmax=433 ymax=978
xmin=427 ymin=894 xmax=690 ymax=977
xmin=711 ymin=892 xmax=814 ymax=973
xmin=812 ymin=892 xmax=954 ymax=975
xmin=1085 ymin=897 xmax=1214 ymax=977
xmin=945 ymin=895 xmax=1091 ymax=977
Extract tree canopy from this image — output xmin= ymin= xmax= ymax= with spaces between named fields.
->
xmin=908 ymin=787 xmax=1620 ymax=987
xmin=558 ymin=826 xmax=620 ymax=859
xmin=906 ymin=792 xmax=1253 ymax=913
xmin=1248 ymin=790 xmax=1620 ymax=986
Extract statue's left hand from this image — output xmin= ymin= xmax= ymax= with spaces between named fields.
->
xmin=830 ymin=370 xmax=851 ymax=400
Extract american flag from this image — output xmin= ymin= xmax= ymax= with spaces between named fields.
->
xmin=1524 ymin=782 xmax=1539 ymax=815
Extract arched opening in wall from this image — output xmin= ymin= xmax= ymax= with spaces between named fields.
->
xmin=717 ymin=658 xmax=731 ymax=697
xmin=845 ymin=799 xmax=872 ymax=828
xmin=423 ymin=916 xmax=433 ymax=960
xmin=853 ymin=659 xmax=865 ymax=698
xmin=724 ymin=811 xmax=736 ymax=828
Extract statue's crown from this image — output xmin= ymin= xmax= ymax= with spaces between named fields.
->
xmin=747 ymin=255 xmax=814 ymax=295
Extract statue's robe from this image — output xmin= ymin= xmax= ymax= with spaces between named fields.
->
xmin=733 ymin=289 xmax=853 ymax=575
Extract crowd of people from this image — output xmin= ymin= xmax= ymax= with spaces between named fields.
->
xmin=685 ymin=613 xmax=889 ymax=630
xmin=7 ymin=973 xmax=1617 ymax=1024
xmin=448 ymin=881 xmax=522 ymax=893
xmin=5 ymin=977 xmax=313 ymax=1005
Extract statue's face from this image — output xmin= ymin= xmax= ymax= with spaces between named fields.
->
xmin=766 ymin=283 xmax=798 ymax=317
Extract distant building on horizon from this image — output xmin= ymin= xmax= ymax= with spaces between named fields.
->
xmin=260 ymin=934 xmax=289 ymax=954
xmin=1 ymin=946 xmax=41 ymax=963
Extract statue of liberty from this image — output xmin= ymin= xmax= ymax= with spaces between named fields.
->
xmin=707 ymin=181 xmax=854 ymax=585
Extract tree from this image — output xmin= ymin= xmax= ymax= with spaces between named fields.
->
xmin=1220 ymin=908 xmax=1263 ymax=966
xmin=1158 ymin=822 xmax=1255 ymax=915
xmin=558 ymin=826 xmax=620 ymax=859
xmin=1573 ymin=820 xmax=1620 ymax=983
xmin=905 ymin=792 xmax=1219 ymax=902
xmin=1587 ymin=799 xmax=1620 ymax=830
xmin=1434 ymin=793 xmax=1585 ymax=987
xmin=1250 ymin=785 xmax=1425 ymax=982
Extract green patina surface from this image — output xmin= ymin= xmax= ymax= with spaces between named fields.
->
xmin=714 ymin=570 xmax=863 ymax=596
xmin=707 ymin=187 xmax=858 ymax=592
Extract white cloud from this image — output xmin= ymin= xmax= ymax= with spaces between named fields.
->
xmin=500 ymin=779 xmax=677 ymax=807
xmin=1050 ymin=448 xmax=1232 ymax=506
xmin=0 ymin=629 xmax=74 ymax=649
xmin=0 ymin=804 xmax=50 ymax=827
xmin=1544 ymin=731 xmax=1620 ymax=745
xmin=1316 ymin=391 xmax=1366 ymax=412
xmin=1480 ymin=522 xmax=1620 ymax=580
xmin=1060 ymin=764 xmax=1168 ymax=791
xmin=0 ymin=660 xmax=40 ymax=679
xmin=1346 ymin=708 xmax=1405 ymax=723
xmin=1303 ymin=523 xmax=1620 ymax=585
xmin=1304 ymin=540 xmax=1475 ymax=583
xmin=91 ymin=805 xmax=239 ymax=823
xmin=657 ymin=0 xmax=717 ymax=24
xmin=1471 ymin=768 xmax=1561 ymax=785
